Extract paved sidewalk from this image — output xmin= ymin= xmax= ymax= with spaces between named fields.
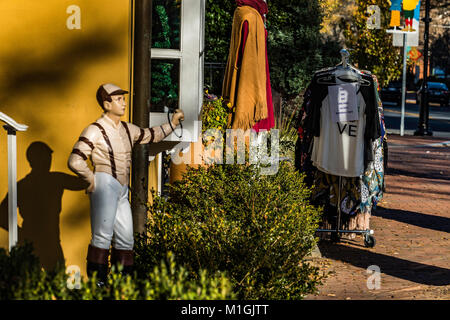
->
xmin=305 ymin=134 xmax=450 ymax=300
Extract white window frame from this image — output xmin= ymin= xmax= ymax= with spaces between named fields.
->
xmin=150 ymin=0 xmax=205 ymax=143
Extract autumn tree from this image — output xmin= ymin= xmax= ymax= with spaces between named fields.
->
xmin=320 ymin=0 xmax=357 ymax=44
xmin=343 ymin=0 xmax=403 ymax=86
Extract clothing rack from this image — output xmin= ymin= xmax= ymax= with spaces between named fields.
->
xmin=310 ymin=49 xmax=377 ymax=247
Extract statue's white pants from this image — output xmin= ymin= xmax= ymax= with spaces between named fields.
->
xmin=89 ymin=172 xmax=134 ymax=250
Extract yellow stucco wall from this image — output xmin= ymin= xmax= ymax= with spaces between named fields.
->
xmin=0 ymin=0 xmax=133 ymax=276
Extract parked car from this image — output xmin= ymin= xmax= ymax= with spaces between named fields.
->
xmin=380 ymin=81 xmax=402 ymax=105
xmin=417 ymin=82 xmax=449 ymax=107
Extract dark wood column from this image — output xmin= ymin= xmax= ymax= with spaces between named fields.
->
xmin=131 ymin=0 xmax=152 ymax=234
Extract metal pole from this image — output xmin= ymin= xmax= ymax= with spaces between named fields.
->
xmin=336 ymin=176 xmax=342 ymax=240
xmin=6 ymin=127 xmax=18 ymax=251
xmin=400 ymin=33 xmax=407 ymax=136
xmin=425 ymin=50 xmax=432 ymax=135
xmin=415 ymin=0 xmax=432 ymax=136
xmin=423 ymin=0 xmax=432 ymax=136
xmin=131 ymin=0 xmax=152 ymax=234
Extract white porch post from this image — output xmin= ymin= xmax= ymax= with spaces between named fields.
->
xmin=6 ymin=127 xmax=18 ymax=251
xmin=0 ymin=112 xmax=28 ymax=252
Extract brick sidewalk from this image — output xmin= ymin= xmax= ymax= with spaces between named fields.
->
xmin=305 ymin=134 xmax=450 ymax=300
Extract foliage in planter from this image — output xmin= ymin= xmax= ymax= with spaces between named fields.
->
xmin=201 ymin=93 xmax=229 ymax=134
xmin=135 ymin=162 xmax=324 ymax=299
xmin=0 ymin=243 xmax=234 ymax=300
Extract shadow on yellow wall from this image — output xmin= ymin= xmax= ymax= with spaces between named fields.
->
xmin=0 ymin=0 xmax=132 ymax=276
xmin=0 ymin=142 xmax=87 ymax=270
xmin=0 ymin=30 xmax=124 ymax=109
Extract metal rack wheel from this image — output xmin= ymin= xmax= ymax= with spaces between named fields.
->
xmin=364 ymin=234 xmax=376 ymax=248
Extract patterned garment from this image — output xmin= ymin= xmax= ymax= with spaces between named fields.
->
xmin=360 ymin=75 xmax=386 ymax=214
xmin=360 ymin=137 xmax=384 ymax=214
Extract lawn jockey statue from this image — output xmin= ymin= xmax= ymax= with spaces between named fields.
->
xmin=68 ymin=83 xmax=184 ymax=286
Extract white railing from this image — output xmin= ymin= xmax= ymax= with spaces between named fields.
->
xmin=0 ymin=112 xmax=28 ymax=251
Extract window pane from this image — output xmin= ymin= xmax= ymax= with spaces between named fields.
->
xmin=152 ymin=0 xmax=181 ymax=49
xmin=151 ymin=59 xmax=180 ymax=112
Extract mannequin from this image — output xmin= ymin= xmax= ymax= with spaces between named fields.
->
xmin=68 ymin=83 xmax=184 ymax=286
xmin=222 ymin=0 xmax=274 ymax=131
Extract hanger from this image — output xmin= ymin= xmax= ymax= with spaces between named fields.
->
xmin=335 ymin=49 xmax=371 ymax=85
xmin=315 ymin=73 xmax=337 ymax=85
xmin=314 ymin=49 xmax=371 ymax=86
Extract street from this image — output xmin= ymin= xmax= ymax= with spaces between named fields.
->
xmin=383 ymin=92 xmax=450 ymax=138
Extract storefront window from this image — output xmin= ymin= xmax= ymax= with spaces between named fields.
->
xmin=152 ymin=0 xmax=181 ymax=49
xmin=151 ymin=59 xmax=180 ymax=112
xmin=150 ymin=0 xmax=205 ymax=144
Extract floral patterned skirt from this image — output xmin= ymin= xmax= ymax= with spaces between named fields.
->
xmin=311 ymin=137 xmax=385 ymax=237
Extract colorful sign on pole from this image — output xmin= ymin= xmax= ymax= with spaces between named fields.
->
xmin=408 ymin=46 xmax=423 ymax=62
xmin=388 ymin=1 xmax=421 ymax=47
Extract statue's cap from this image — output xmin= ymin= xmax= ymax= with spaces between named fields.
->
xmin=96 ymin=83 xmax=128 ymax=107
xmin=99 ymin=83 xmax=129 ymax=96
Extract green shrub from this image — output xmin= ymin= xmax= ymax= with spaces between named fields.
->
xmin=0 ymin=242 xmax=60 ymax=300
xmin=139 ymin=252 xmax=234 ymax=300
xmin=135 ymin=162 xmax=324 ymax=299
xmin=0 ymin=243 xmax=235 ymax=300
